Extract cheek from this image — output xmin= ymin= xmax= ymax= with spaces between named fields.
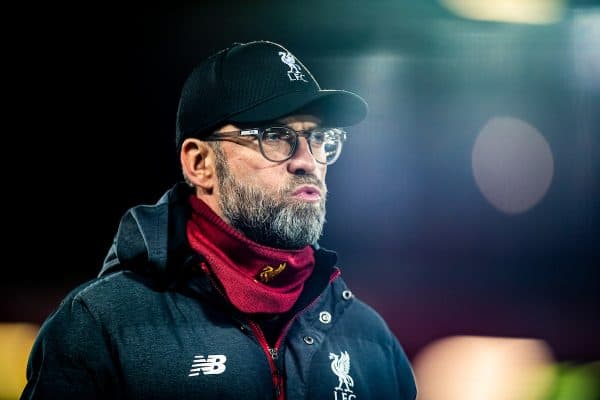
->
xmin=222 ymin=142 xmax=273 ymax=177
xmin=319 ymin=165 xmax=327 ymax=181
xmin=227 ymin=157 xmax=285 ymax=190
xmin=221 ymin=142 xmax=328 ymax=187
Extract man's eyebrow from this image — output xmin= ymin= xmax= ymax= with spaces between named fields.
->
xmin=277 ymin=115 xmax=322 ymax=125
xmin=275 ymin=122 xmax=323 ymax=129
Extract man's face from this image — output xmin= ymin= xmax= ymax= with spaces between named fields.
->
xmin=213 ymin=115 xmax=328 ymax=249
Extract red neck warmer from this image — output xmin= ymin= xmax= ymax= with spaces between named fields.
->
xmin=186 ymin=195 xmax=315 ymax=314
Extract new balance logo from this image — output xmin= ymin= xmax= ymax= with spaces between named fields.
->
xmin=188 ymin=355 xmax=227 ymax=376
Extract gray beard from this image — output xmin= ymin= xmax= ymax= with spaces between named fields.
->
xmin=213 ymin=145 xmax=327 ymax=249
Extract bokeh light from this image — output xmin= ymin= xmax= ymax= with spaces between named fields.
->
xmin=439 ymin=0 xmax=566 ymax=25
xmin=472 ymin=116 xmax=554 ymax=214
xmin=553 ymin=362 xmax=600 ymax=400
xmin=572 ymin=9 xmax=600 ymax=90
xmin=413 ymin=335 xmax=556 ymax=400
xmin=0 ymin=323 xmax=39 ymax=399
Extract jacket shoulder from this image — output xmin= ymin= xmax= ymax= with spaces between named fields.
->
xmin=331 ymin=278 xmax=398 ymax=345
xmin=23 ymin=277 xmax=126 ymax=398
xmin=73 ymin=270 xmax=150 ymax=303
xmin=68 ymin=270 xmax=170 ymax=326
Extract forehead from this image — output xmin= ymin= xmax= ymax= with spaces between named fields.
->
xmin=277 ymin=114 xmax=321 ymax=127
xmin=217 ymin=114 xmax=322 ymax=134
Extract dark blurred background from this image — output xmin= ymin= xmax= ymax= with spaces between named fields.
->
xmin=4 ymin=0 xmax=599 ymax=374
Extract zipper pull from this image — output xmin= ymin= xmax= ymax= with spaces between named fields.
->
xmin=269 ymin=347 xmax=279 ymax=360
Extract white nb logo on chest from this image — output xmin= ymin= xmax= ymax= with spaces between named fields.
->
xmin=188 ymin=355 xmax=227 ymax=376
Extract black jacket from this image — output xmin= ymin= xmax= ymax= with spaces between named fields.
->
xmin=22 ymin=184 xmax=416 ymax=399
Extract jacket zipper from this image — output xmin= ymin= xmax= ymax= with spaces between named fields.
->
xmin=248 ymin=320 xmax=285 ymax=400
xmin=251 ymin=268 xmax=343 ymax=400
xmin=199 ymin=262 xmax=284 ymax=399
xmin=200 ymin=262 xmax=342 ymax=400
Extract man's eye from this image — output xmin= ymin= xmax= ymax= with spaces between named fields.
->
xmin=310 ymin=131 xmax=326 ymax=144
xmin=262 ymin=131 xmax=280 ymax=141
xmin=264 ymin=131 xmax=292 ymax=142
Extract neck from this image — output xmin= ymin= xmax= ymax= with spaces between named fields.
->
xmin=186 ymin=195 xmax=315 ymax=314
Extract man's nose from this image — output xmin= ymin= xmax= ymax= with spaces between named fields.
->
xmin=287 ymin=137 xmax=317 ymax=175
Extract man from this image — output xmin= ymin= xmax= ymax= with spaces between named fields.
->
xmin=22 ymin=40 xmax=416 ymax=399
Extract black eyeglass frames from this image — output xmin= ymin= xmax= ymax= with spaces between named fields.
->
xmin=204 ymin=126 xmax=347 ymax=165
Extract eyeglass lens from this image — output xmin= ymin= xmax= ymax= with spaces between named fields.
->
xmin=259 ymin=127 xmax=343 ymax=164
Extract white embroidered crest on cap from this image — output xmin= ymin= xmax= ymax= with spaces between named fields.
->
xmin=278 ymin=51 xmax=308 ymax=82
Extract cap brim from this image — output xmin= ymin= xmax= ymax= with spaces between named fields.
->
xmin=230 ymin=89 xmax=368 ymax=127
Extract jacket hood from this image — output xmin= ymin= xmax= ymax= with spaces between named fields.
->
xmin=99 ymin=183 xmax=194 ymax=280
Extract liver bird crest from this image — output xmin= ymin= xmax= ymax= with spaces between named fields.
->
xmin=329 ymin=351 xmax=354 ymax=392
xmin=278 ymin=51 xmax=308 ymax=82
xmin=258 ymin=263 xmax=286 ymax=283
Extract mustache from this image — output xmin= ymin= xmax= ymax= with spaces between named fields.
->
xmin=285 ymin=175 xmax=326 ymax=193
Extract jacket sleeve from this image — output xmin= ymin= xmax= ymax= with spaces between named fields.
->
xmin=21 ymin=294 xmax=121 ymax=399
xmin=392 ymin=336 xmax=417 ymax=400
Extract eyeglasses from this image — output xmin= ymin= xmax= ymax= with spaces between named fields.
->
xmin=204 ymin=126 xmax=347 ymax=165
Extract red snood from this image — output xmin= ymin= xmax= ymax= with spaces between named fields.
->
xmin=186 ymin=195 xmax=315 ymax=314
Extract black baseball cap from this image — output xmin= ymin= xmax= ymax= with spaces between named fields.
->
xmin=175 ymin=40 xmax=368 ymax=149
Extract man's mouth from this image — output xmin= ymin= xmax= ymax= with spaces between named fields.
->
xmin=291 ymin=185 xmax=322 ymax=202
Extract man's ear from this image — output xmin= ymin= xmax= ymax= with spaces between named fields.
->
xmin=180 ymin=138 xmax=216 ymax=193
